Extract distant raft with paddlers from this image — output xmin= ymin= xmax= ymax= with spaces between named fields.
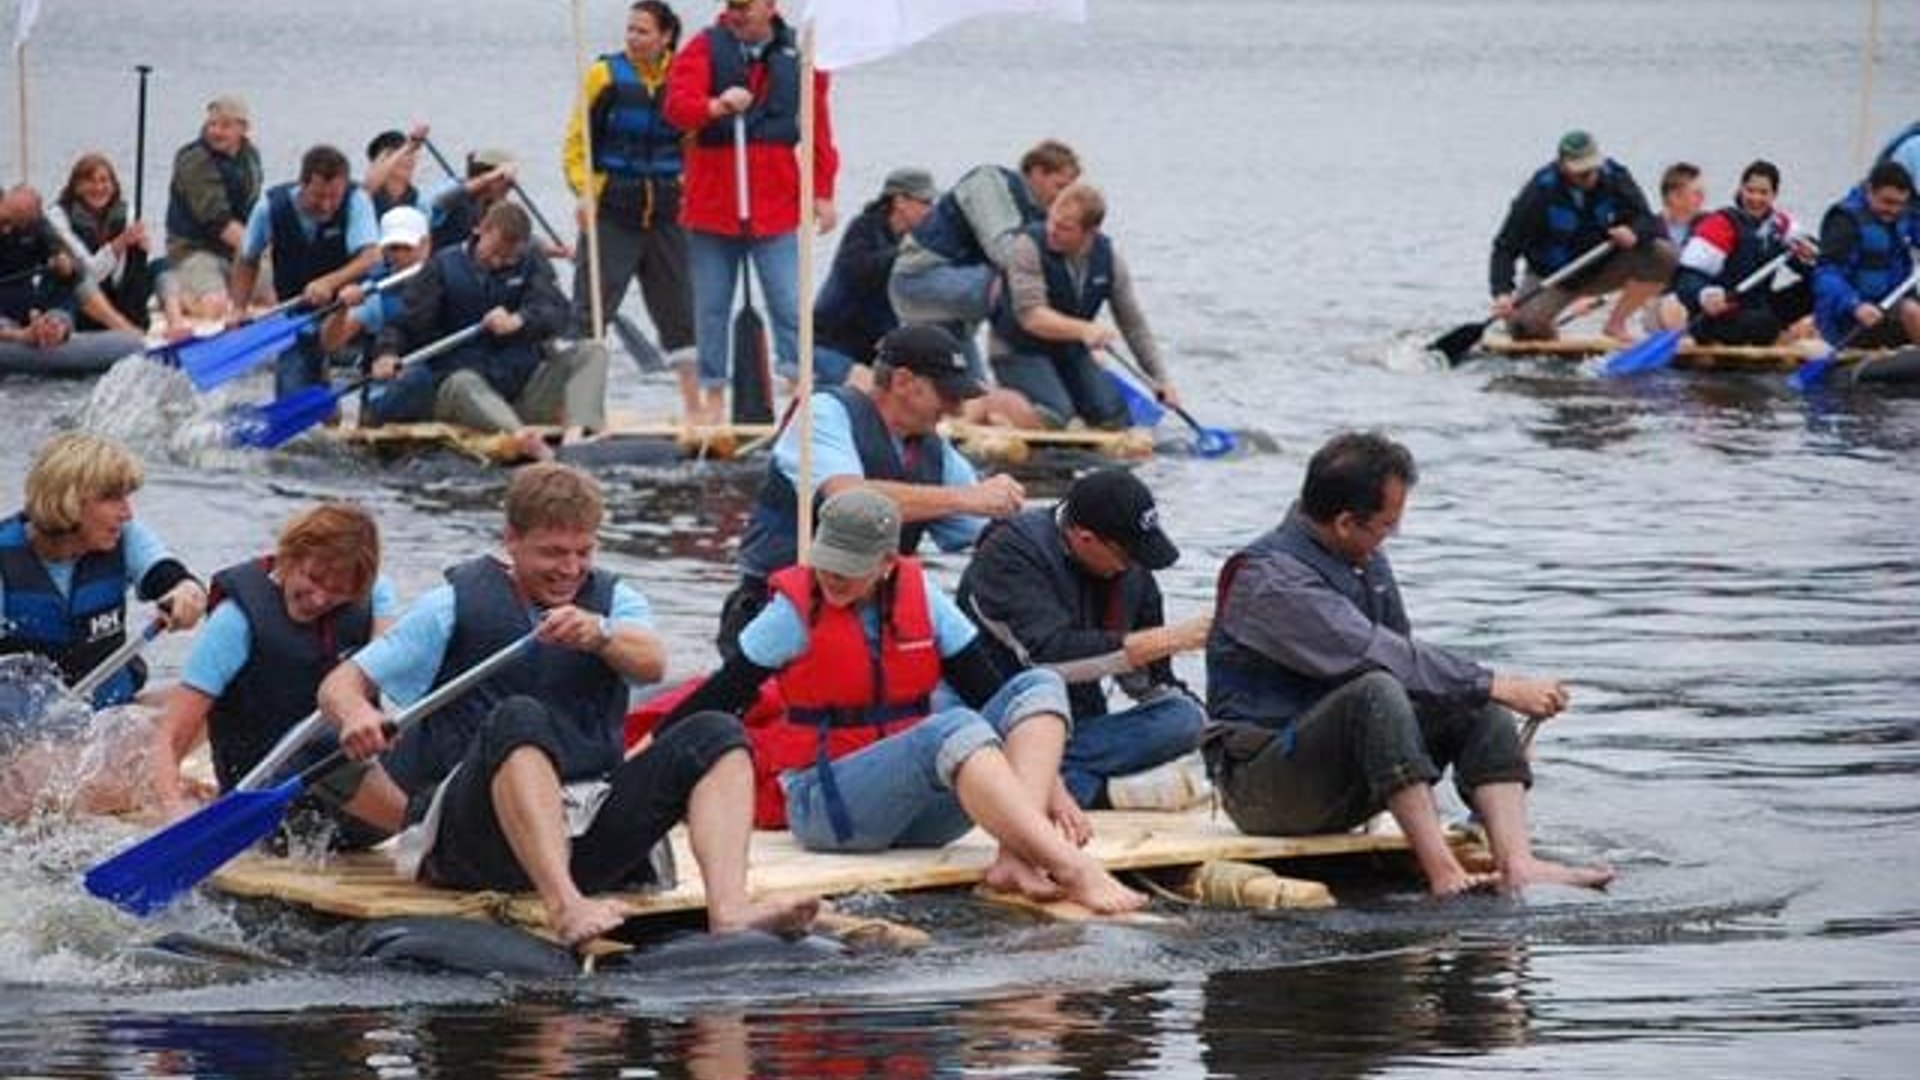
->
xmin=1480 ymin=335 xmax=1920 ymax=384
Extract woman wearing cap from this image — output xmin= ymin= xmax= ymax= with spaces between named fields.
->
xmin=664 ymin=487 xmax=1146 ymax=915
xmin=812 ymin=167 xmax=937 ymax=387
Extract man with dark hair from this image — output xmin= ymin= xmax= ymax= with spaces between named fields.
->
xmin=231 ymin=143 xmax=383 ymax=398
xmin=369 ymin=201 xmax=606 ymax=456
xmin=957 ymin=467 xmax=1209 ymax=808
xmin=1812 ymin=160 xmax=1920 ymax=349
xmin=364 ymin=124 xmax=430 ymax=217
xmin=1489 ymin=130 xmax=1677 ymax=341
xmin=319 ymin=461 xmax=817 ymax=946
xmin=716 ymin=323 xmax=1026 ymax=658
xmin=1204 ymin=431 xmax=1614 ymax=897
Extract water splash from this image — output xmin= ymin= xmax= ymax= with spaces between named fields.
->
xmin=74 ymin=355 xmax=253 ymax=466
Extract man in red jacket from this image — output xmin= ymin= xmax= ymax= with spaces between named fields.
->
xmin=664 ymin=0 xmax=838 ymax=424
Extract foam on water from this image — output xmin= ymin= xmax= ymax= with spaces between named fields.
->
xmin=75 ymin=356 xmax=254 ymax=466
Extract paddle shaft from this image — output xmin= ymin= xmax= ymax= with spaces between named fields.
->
xmin=295 ymin=632 xmax=536 ymax=788
xmin=68 ymin=616 xmax=163 ymax=702
xmin=347 ymin=322 xmax=486 ymax=400
xmin=133 ymin=65 xmax=151 ymax=219
xmin=1102 ymin=345 xmax=1202 ymax=429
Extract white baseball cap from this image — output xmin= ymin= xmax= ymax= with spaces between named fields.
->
xmin=379 ymin=206 xmax=429 ymax=249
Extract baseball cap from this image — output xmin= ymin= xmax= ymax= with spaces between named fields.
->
xmin=206 ymin=94 xmax=250 ymax=123
xmin=882 ymin=167 xmax=938 ymax=203
xmin=1557 ymin=130 xmax=1602 ymax=172
xmin=378 ymin=206 xmax=429 ymax=249
xmin=811 ymin=488 xmax=902 ymax=578
xmin=1063 ymin=467 xmax=1179 ymax=571
xmin=876 ymin=324 xmax=983 ymax=400
xmin=467 ymin=148 xmax=516 ymax=175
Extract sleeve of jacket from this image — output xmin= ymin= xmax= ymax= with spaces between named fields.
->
xmin=829 ymin=212 xmax=896 ymax=298
xmin=517 ymin=257 xmax=571 ymax=340
xmin=965 ymin=531 xmax=1126 ymax=669
xmin=1812 ymin=205 xmax=1863 ymax=316
xmin=1608 ymin=165 xmax=1662 ymax=247
xmin=662 ymin=34 xmax=717 ymax=134
xmin=562 ymin=59 xmax=613 ymax=197
xmin=812 ymin=69 xmax=838 ymax=203
xmin=1488 ymin=182 xmax=1542 ymax=295
xmin=172 ymin=144 xmax=237 ymax=234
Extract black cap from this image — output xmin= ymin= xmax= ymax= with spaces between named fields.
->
xmin=1063 ymin=468 xmax=1179 ymax=571
xmin=876 ymin=324 xmax=984 ymax=400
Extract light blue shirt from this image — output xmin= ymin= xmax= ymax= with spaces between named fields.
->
xmin=738 ymin=584 xmax=978 ymax=670
xmin=353 ymin=571 xmax=655 ymax=706
xmin=0 ymin=519 xmax=175 ymax=614
xmin=180 ymin=575 xmax=399 ymax=697
xmin=773 ymin=392 xmax=987 ymax=552
xmin=240 ymin=185 xmax=380 ymax=262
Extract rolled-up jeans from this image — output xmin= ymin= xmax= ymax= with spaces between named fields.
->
xmin=1213 ymin=670 xmax=1531 ymax=836
xmin=1061 ymin=687 xmax=1207 ymax=808
xmin=783 ymin=668 xmax=1071 ymax=853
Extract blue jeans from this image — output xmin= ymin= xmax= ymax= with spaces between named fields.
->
xmin=887 ymin=261 xmax=994 ymax=379
xmin=687 ymin=230 xmax=800 ymax=389
xmin=784 ymin=668 xmax=1071 ymax=853
xmin=1061 ymin=688 xmax=1207 ymax=807
xmin=273 ymin=336 xmax=330 ymax=400
xmin=992 ymin=347 xmax=1130 ymax=429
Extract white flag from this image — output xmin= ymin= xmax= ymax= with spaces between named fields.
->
xmin=12 ymin=0 xmax=41 ymax=50
xmin=792 ymin=0 xmax=1087 ymax=71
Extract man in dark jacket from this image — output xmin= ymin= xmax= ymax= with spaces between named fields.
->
xmin=1205 ymin=431 xmax=1613 ymax=897
xmin=957 ymin=468 xmax=1208 ymax=808
xmin=1489 ymin=130 xmax=1676 ymax=341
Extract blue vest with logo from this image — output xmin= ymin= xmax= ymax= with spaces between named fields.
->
xmin=991 ymin=222 xmax=1113 ymax=363
xmin=737 ymin=387 xmax=947 ymax=578
xmin=1528 ymin=161 xmax=1625 ymax=275
xmin=266 ymin=183 xmax=353 ymax=301
xmin=1205 ymin=515 xmax=1410 ymax=730
xmin=696 ymin=24 xmax=799 ymax=147
xmin=594 ymin=53 xmax=684 ymax=180
xmin=0 ymin=512 xmax=138 ymax=707
xmin=910 ymin=165 xmax=1041 ymax=267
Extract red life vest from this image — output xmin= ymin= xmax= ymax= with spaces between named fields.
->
xmin=749 ymin=558 xmax=942 ymax=829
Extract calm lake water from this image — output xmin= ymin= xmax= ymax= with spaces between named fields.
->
xmin=4 ymin=1 xmax=1919 ymax=1076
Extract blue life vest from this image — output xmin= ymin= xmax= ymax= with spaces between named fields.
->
xmin=737 ymin=387 xmax=947 ymax=578
xmin=0 ymin=512 xmax=139 ymax=707
xmin=1205 ymin=514 xmax=1410 ymax=731
xmin=593 ymin=53 xmax=684 ymax=180
xmin=429 ymin=243 xmax=543 ymax=401
xmin=204 ymin=558 xmax=372 ymax=791
xmin=381 ymin=557 xmax=625 ymax=795
xmin=990 ymin=222 xmax=1113 ymax=363
xmin=165 ymin=138 xmax=259 ymax=254
xmin=696 ymin=23 xmax=799 ymax=147
xmin=266 ymin=183 xmax=353 ymax=301
xmin=1828 ymin=186 xmax=1915 ymax=302
xmin=1529 ymin=161 xmax=1624 ymax=275
xmin=909 ymin=165 xmax=1041 ymax=267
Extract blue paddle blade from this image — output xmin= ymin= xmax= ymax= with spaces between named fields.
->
xmin=1104 ymin=368 xmax=1166 ymax=427
xmin=172 ymin=312 xmax=309 ymax=391
xmin=83 ymin=778 xmax=303 ymax=915
xmin=1192 ymin=424 xmax=1237 ymax=458
xmin=227 ymin=385 xmax=343 ymax=449
xmin=1789 ymin=352 xmax=1839 ymax=393
xmin=1600 ymin=328 xmax=1685 ymax=377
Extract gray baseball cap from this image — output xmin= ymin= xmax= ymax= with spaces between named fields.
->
xmin=811 ymin=488 xmax=902 ymax=577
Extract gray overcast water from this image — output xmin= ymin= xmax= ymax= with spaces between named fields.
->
xmin=3 ymin=1 xmax=1919 ymax=1076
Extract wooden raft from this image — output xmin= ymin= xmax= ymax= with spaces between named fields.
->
xmin=1481 ymin=335 xmax=1887 ymax=372
xmin=320 ymin=414 xmax=1152 ymax=466
xmin=209 ymin=808 xmax=1477 ymax=931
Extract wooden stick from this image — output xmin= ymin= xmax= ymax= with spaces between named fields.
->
xmin=795 ymin=25 xmax=818 ymax=567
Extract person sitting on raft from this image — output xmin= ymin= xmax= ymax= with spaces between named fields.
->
xmin=1663 ymin=159 xmax=1818 ymax=346
xmin=149 ymin=502 xmax=400 ymax=848
xmin=1811 ymin=160 xmax=1920 ymax=350
xmin=661 ymin=487 xmax=1146 ymax=915
xmin=318 ymin=462 xmax=816 ymax=947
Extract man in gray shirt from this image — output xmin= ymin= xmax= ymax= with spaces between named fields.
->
xmin=1204 ymin=431 xmax=1613 ymax=897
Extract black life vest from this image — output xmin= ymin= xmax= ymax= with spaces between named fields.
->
xmin=909 ymin=165 xmax=1041 ymax=267
xmin=204 ymin=558 xmax=373 ymax=791
xmin=266 ymin=182 xmax=353 ymax=301
xmin=429 ymin=243 xmax=544 ymax=400
xmin=990 ymin=222 xmax=1113 ymax=363
xmin=0 ymin=512 xmax=138 ymax=707
xmin=695 ymin=23 xmax=800 ymax=147
xmin=737 ymin=387 xmax=948 ymax=578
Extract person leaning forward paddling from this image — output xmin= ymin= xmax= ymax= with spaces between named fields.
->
xmin=317 ymin=462 xmax=817 ymax=946
xmin=1203 ymin=431 xmax=1613 ymax=897
xmin=663 ymin=487 xmax=1145 ymax=914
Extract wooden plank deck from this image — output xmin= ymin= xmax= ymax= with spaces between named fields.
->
xmin=209 ymin=809 xmax=1471 ymax=931
xmin=1480 ymin=335 xmax=1886 ymax=372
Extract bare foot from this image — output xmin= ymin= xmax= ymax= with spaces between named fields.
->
xmin=984 ymin=850 xmax=1063 ymax=902
xmin=511 ymin=429 xmax=555 ymax=461
xmin=710 ymin=893 xmax=821 ymax=937
xmin=1427 ymin=866 xmax=1501 ymax=898
xmin=1052 ymin=856 xmax=1147 ymax=914
xmin=1600 ymin=322 xmax=1639 ymax=345
xmin=552 ymin=896 xmax=636 ymax=947
xmin=1499 ymin=856 xmax=1615 ymax=894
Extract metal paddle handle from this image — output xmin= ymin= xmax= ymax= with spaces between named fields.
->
xmin=68 ymin=616 xmax=164 ymax=702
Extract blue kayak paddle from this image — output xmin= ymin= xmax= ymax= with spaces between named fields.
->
xmin=1602 ymin=250 xmax=1798 ymax=377
xmin=226 ymin=321 xmax=483 ymax=449
xmin=1789 ymin=265 xmax=1920 ymax=392
xmin=83 ymin=632 xmax=534 ymax=916
xmin=1102 ymin=346 xmax=1236 ymax=457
